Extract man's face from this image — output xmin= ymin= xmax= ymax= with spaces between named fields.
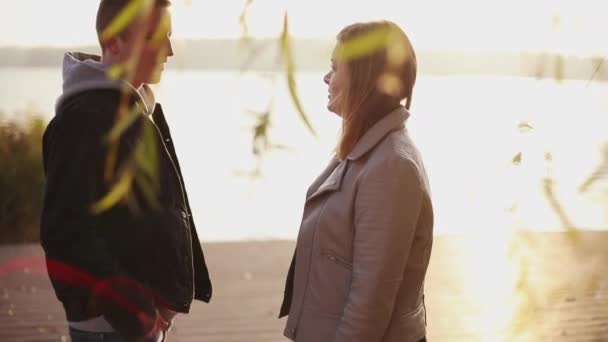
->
xmin=112 ymin=6 xmax=174 ymax=85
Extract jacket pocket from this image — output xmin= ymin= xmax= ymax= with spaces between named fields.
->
xmin=305 ymin=249 xmax=353 ymax=316
xmin=321 ymin=250 xmax=352 ymax=270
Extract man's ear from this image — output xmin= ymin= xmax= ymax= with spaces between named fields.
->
xmin=104 ymin=37 xmax=121 ymax=56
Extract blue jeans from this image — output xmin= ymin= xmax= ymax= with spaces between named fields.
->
xmin=69 ymin=327 xmax=165 ymax=342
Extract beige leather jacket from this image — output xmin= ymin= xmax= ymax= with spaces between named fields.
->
xmin=282 ymin=107 xmax=434 ymax=342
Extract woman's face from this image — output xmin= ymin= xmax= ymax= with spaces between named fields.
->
xmin=323 ymin=49 xmax=348 ymax=116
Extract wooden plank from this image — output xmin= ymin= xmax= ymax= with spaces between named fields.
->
xmin=0 ymin=232 xmax=606 ymax=341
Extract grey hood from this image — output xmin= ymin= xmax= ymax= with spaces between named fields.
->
xmin=56 ymin=52 xmax=156 ymax=115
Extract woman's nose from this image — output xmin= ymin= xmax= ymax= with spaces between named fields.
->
xmin=323 ymin=72 xmax=330 ymax=85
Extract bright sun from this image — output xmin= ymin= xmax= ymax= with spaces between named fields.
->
xmin=0 ymin=0 xmax=605 ymax=55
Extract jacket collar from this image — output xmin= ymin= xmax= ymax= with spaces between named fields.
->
xmin=306 ymin=157 xmax=341 ymax=201
xmin=304 ymin=106 xmax=410 ymax=202
xmin=346 ymin=106 xmax=410 ymax=161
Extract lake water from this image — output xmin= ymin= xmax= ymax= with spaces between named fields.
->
xmin=1 ymin=67 xmax=607 ymax=241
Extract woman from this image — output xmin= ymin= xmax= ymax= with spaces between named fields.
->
xmin=279 ymin=21 xmax=433 ymax=342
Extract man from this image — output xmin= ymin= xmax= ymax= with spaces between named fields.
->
xmin=40 ymin=1 xmax=212 ymax=341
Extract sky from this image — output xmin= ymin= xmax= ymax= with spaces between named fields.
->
xmin=0 ymin=0 xmax=606 ymax=55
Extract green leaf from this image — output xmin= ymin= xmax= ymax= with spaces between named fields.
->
xmin=517 ymin=121 xmax=534 ymax=132
xmin=587 ymin=57 xmax=605 ymax=86
xmin=334 ymin=25 xmax=394 ymax=62
xmin=134 ymin=122 xmax=159 ymax=180
xmin=280 ymin=13 xmax=317 ymax=138
xmin=134 ymin=168 xmax=160 ymax=210
xmin=91 ymin=168 xmax=135 ymax=214
xmin=95 ymin=120 xmax=160 ymax=214
xmin=101 ymin=0 xmax=151 ymax=42
xmin=133 ymin=123 xmax=160 ymax=207
xmin=107 ymin=64 xmax=124 ymax=80
xmin=106 ymin=105 xmax=141 ymax=143
xmin=252 ymin=111 xmax=270 ymax=156
xmin=512 ymin=152 xmax=522 ymax=165
xmin=238 ymin=0 xmax=255 ymax=38
xmin=151 ymin=10 xmax=171 ymax=46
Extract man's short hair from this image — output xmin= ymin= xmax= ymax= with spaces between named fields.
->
xmin=96 ymin=0 xmax=171 ymax=46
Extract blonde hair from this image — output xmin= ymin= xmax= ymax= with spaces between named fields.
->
xmin=335 ymin=21 xmax=416 ymax=160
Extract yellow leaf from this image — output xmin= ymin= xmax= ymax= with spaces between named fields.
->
xmin=280 ymin=14 xmax=316 ymax=137
xmin=134 ymin=122 xmax=159 ymax=181
xmin=151 ymin=10 xmax=171 ymax=46
xmin=106 ymin=105 xmax=140 ymax=143
xmin=101 ymin=0 xmax=151 ymax=42
xmin=239 ymin=0 xmax=254 ymax=38
xmin=517 ymin=121 xmax=534 ymax=132
xmin=334 ymin=25 xmax=393 ymax=61
xmin=107 ymin=64 xmax=124 ymax=80
xmin=134 ymin=170 xmax=160 ymax=209
xmin=92 ymin=169 xmax=135 ymax=214
xmin=512 ymin=152 xmax=522 ymax=165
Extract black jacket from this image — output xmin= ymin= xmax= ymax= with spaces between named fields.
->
xmin=41 ymin=88 xmax=211 ymax=338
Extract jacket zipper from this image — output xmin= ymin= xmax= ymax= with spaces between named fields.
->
xmin=322 ymin=251 xmax=353 ymax=270
xmin=155 ymin=123 xmax=196 ymax=303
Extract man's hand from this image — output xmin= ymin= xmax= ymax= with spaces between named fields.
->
xmin=158 ymin=307 xmax=177 ymax=331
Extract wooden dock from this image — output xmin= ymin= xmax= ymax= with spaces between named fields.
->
xmin=1 ymin=231 xmax=607 ymax=341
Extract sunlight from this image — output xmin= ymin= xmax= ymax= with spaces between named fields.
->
xmin=0 ymin=0 xmax=97 ymax=47
xmin=0 ymin=0 xmax=605 ymax=56
xmin=1 ymin=1 xmax=607 ymax=341
xmin=457 ymin=227 xmax=519 ymax=337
